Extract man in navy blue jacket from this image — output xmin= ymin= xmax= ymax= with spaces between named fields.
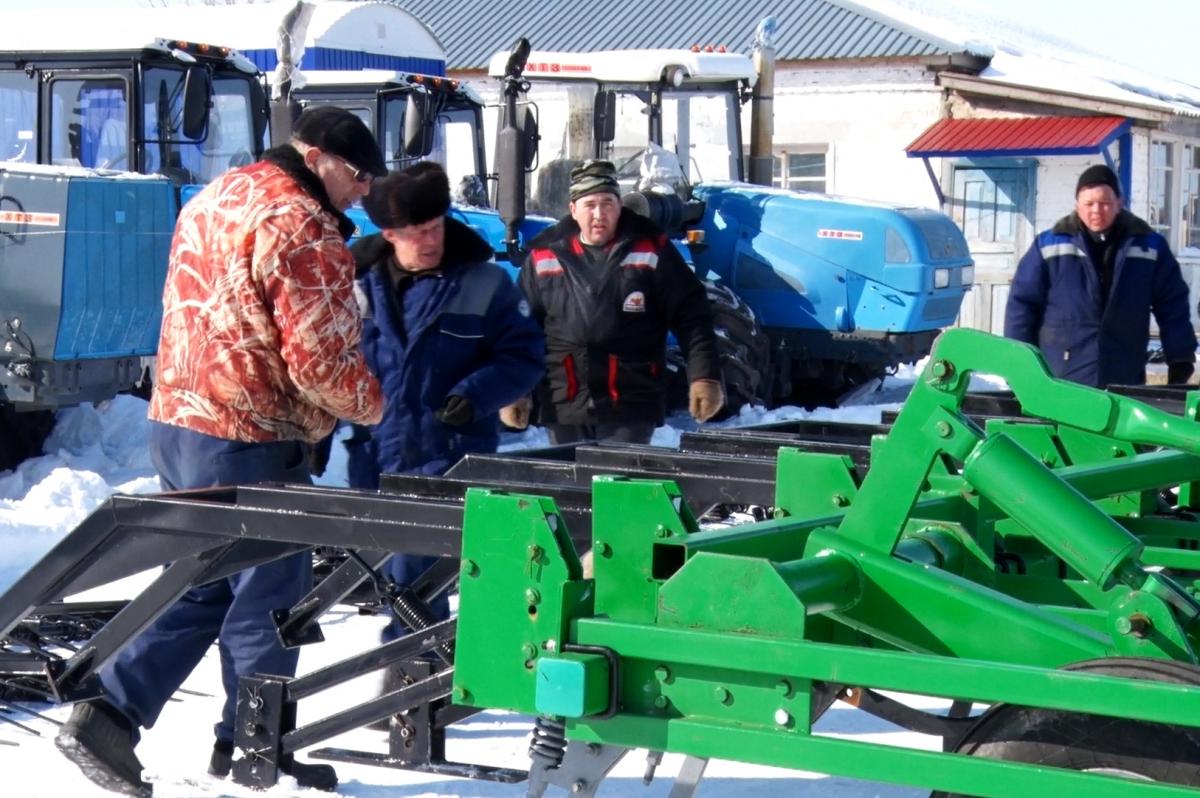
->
xmin=1005 ymin=164 xmax=1196 ymax=387
xmin=347 ymin=161 xmax=544 ymax=639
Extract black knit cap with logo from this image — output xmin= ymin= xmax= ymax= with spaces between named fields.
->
xmin=1076 ymin=164 xmax=1121 ymax=197
xmin=569 ymin=159 xmax=620 ymax=201
xmin=292 ymin=106 xmax=387 ymax=179
xmin=362 ymin=161 xmax=451 ymax=229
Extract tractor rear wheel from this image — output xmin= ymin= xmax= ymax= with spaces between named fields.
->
xmin=704 ymin=281 xmax=771 ymax=420
xmin=932 ymin=657 xmax=1200 ymax=797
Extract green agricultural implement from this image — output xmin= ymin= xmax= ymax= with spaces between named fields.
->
xmin=5 ymin=327 xmax=1200 ymax=797
xmin=454 ymin=327 xmax=1200 ymax=798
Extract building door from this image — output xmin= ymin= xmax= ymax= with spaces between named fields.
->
xmin=950 ymin=165 xmax=1034 ymax=335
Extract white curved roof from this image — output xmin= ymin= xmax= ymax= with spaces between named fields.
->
xmin=0 ymin=1 xmax=444 ymax=63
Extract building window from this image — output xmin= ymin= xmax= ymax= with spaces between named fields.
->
xmin=1150 ymin=139 xmax=1174 ymax=240
xmin=772 ymin=148 xmax=826 ymax=192
xmin=1151 ymin=137 xmax=1200 ymax=255
xmin=1185 ymin=143 xmax=1200 ymax=251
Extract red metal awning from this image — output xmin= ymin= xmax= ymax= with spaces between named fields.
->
xmin=905 ymin=115 xmax=1130 ymax=158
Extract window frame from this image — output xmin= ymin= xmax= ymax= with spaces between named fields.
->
xmin=1150 ymin=134 xmax=1200 ymax=257
xmin=769 ymin=144 xmax=829 ymax=193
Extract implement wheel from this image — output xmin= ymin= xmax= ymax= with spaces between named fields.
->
xmin=932 ymin=657 xmax=1200 ymax=797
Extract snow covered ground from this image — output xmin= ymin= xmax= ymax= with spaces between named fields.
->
xmin=0 ymin=365 xmax=1004 ymax=797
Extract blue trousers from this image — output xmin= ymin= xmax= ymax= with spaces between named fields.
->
xmin=100 ymin=421 xmax=313 ymax=744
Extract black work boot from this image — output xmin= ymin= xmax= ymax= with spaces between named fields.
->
xmin=280 ymin=757 xmax=338 ymax=792
xmin=207 ymin=739 xmax=233 ymax=778
xmin=55 ymin=699 xmax=151 ymax=797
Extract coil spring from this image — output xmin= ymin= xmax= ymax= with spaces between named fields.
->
xmin=390 ymin=588 xmax=455 ymax=664
xmin=528 ymin=716 xmax=567 ymax=769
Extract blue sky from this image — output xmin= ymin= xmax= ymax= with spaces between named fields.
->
xmin=21 ymin=0 xmax=1200 ymax=88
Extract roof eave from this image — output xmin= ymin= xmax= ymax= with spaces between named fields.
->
xmin=938 ymin=73 xmax=1183 ymax=123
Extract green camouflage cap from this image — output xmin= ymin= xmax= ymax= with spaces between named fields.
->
xmin=569 ymin=159 xmax=620 ymax=201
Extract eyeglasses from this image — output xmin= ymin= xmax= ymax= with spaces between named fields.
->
xmin=326 ymin=152 xmax=373 ymax=184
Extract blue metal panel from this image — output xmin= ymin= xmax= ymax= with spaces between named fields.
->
xmin=56 ymin=178 xmax=176 ymax=360
xmin=691 ymin=184 xmax=970 ymax=334
xmin=240 ymin=48 xmax=445 ymax=77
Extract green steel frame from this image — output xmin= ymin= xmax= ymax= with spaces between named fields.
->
xmin=453 ymin=329 xmax=1200 ymax=797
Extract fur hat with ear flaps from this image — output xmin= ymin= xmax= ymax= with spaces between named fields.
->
xmin=362 ymin=161 xmax=451 ymax=229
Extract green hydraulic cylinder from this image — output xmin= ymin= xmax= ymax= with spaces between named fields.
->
xmin=962 ymin=432 xmax=1141 ymax=589
xmin=774 ymin=551 xmax=862 ymax=614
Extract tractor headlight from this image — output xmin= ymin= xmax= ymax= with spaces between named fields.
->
xmin=961 ymin=265 xmax=975 ymax=286
xmin=934 ymin=268 xmax=950 ymax=289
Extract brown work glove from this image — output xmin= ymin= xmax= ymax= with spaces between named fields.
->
xmin=499 ymin=396 xmax=533 ymax=430
xmin=688 ymin=379 xmax=725 ymax=423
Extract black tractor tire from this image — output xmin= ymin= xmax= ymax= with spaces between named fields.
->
xmin=932 ymin=657 xmax=1200 ymax=797
xmin=0 ymin=405 xmax=55 ymax=472
xmin=703 ymin=281 xmax=771 ymax=420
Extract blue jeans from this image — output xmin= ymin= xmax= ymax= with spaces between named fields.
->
xmin=100 ymin=422 xmax=313 ymax=744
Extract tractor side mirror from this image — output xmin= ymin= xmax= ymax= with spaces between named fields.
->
xmin=593 ymin=90 xmax=615 ymax=144
xmin=181 ymin=65 xmax=212 ymax=140
xmin=520 ymin=105 xmax=539 ymax=170
xmin=248 ymin=78 xmax=269 ymax=145
xmin=403 ymin=91 xmax=435 ymax=158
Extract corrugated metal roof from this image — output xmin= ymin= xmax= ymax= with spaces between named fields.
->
xmin=905 ymin=116 xmax=1130 ymax=157
xmin=387 ymin=0 xmax=974 ymax=70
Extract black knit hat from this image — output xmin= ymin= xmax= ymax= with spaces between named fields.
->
xmin=292 ymin=106 xmax=387 ymax=179
xmin=1076 ymin=163 xmax=1121 ymax=197
xmin=362 ymin=161 xmax=451 ymax=229
xmin=569 ymin=159 xmax=620 ymax=201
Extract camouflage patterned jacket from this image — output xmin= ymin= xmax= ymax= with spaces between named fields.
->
xmin=149 ymin=146 xmax=383 ymax=443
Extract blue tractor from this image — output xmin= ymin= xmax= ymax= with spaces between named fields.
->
xmin=0 ymin=35 xmax=268 ymax=467
xmin=486 ymin=40 xmax=974 ymax=411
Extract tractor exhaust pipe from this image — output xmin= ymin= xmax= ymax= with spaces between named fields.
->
xmin=747 ymin=16 xmax=777 ymax=187
xmin=269 ymin=0 xmax=315 ymax=145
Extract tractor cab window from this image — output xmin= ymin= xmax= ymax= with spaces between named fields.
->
xmin=380 ymin=93 xmax=485 ymax=192
xmin=603 ymin=87 xmax=741 ymax=189
xmin=48 ymin=77 xmax=129 ymax=169
xmin=142 ymin=68 xmax=257 ymax=186
xmin=0 ymin=71 xmax=37 ymax=163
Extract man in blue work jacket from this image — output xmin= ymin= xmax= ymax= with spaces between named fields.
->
xmin=1005 ymin=163 xmax=1196 ymax=387
xmin=347 ymin=161 xmax=544 ymax=639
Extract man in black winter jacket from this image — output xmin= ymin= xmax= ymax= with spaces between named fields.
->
xmin=519 ymin=160 xmax=723 ymax=444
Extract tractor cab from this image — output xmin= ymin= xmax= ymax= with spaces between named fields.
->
xmin=0 ymin=37 xmax=267 ymax=197
xmin=291 ymin=70 xmax=489 ymax=207
xmin=488 ymin=48 xmax=754 ymax=220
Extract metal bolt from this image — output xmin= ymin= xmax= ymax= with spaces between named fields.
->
xmin=522 ymin=643 xmax=538 ymax=659
xmin=399 ymin=726 xmax=413 ymax=738
xmin=654 ymin=665 xmax=672 ymax=683
xmin=528 ymin=544 xmax=543 ymax=560
xmin=831 ymin=494 xmax=849 ymax=508
xmin=714 ymin=686 xmax=732 ymax=705
xmin=775 ymin=679 xmax=793 ymax=697
xmin=1116 ymin=614 xmax=1151 ymax=638
xmin=247 ymin=695 xmax=263 ymax=711
xmin=1111 ymin=447 xmax=1127 ymax=458
xmin=773 ymin=507 xmax=788 ymax=519
xmin=930 ymin=359 xmax=953 ymax=380
xmin=586 ymin=743 xmax=601 ymax=756
xmin=594 ymin=540 xmax=611 ymax=557
xmin=244 ymin=721 xmax=262 ymax=736
xmin=453 ymin=686 xmax=471 ymax=702
xmin=655 ymin=524 xmax=670 ymax=538
xmin=653 ymin=695 xmax=670 ymax=709
xmin=571 ymin=779 xmax=588 ymax=793
xmin=525 ymin=588 xmax=541 ymax=606
xmin=461 ymin=559 xmax=479 ymax=577
xmin=936 ymin=420 xmax=952 ymax=438
xmin=774 ymin=709 xmax=793 ymax=727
